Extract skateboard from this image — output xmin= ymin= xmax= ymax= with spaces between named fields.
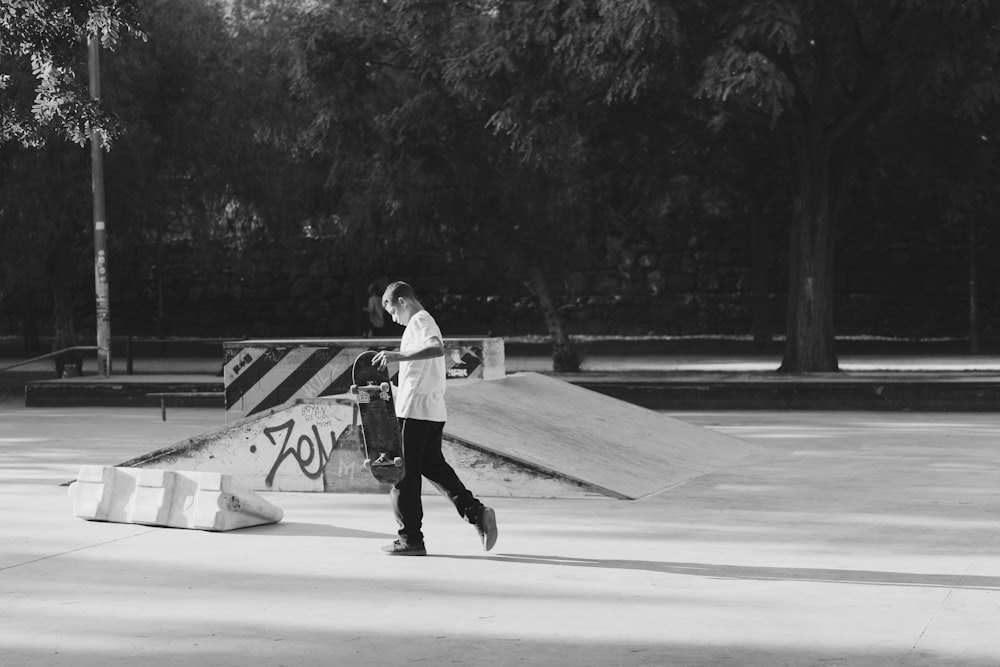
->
xmin=351 ymin=350 xmax=404 ymax=484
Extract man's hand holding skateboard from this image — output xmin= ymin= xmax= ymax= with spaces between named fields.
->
xmin=372 ymin=349 xmax=402 ymax=371
xmin=372 ymin=340 xmax=445 ymax=371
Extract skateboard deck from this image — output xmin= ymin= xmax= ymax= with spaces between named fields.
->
xmin=351 ymin=350 xmax=404 ymax=484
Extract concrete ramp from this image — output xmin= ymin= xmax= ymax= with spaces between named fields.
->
xmin=119 ymin=394 xmax=603 ymax=498
xmin=120 ymin=398 xmax=357 ymax=493
xmin=119 ymin=374 xmax=754 ymax=500
xmin=443 ymin=373 xmax=755 ymax=499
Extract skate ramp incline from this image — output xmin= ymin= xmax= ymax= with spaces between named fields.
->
xmin=443 ymin=373 xmax=755 ymax=499
xmin=119 ymin=398 xmax=356 ymax=493
xmin=117 ymin=375 xmax=754 ymax=499
xmin=118 ymin=396 xmax=595 ymax=498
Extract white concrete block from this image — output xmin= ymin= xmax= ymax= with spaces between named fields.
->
xmin=68 ymin=466 xmax=283 ymax=532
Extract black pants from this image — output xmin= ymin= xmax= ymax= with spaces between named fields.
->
xmin=392 ymin=418 xmax=481 ymax=545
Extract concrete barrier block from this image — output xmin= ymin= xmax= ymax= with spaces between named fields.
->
xmin=68 ymin=466 xmax=283 ymax=532
xmin=187 ymin=471 xmax=284 ymax=531
xmin=189 ymin=471 xmax=228 ymax=530
xmin=69 ymin=465 xmax=136 ymax=523
xmin=165 ymin=471 xmax=201 ymax=529
xmin=69 ymin=464 xmax=112 ymax=520
xmin=128 ymin=468 xmax=176 ymax=526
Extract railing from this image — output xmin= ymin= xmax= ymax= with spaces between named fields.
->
xmin=0 ymin=346 xmax=98 ymax=374
xmin=0 ymin=337 xmax=244 ymax=376
xmin=121 ymin=336 xmax=239 ymax=375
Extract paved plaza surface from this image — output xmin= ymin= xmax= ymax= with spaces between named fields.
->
xmin=1 ymin=396 xmax=998 ymax=666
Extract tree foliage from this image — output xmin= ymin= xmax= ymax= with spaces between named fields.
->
xmin=281 ymin=0 xmax=692 ymax=368
xmin=0 ymin=0 xmax=142 ymax=361
xmin=3 ymin=0 xmax=1000 ymax=370
xmin=1 ymin=0 xmax=144 ymax=147
xmin=695 ymin=0 xmax=1000 ymax=370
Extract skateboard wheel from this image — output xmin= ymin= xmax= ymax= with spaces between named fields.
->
xmin=393 ymin=457 xmax=403 ymax=467
xmin=380 ymin=382 xmax=390 ymax=393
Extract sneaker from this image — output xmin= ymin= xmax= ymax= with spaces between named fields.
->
xmin=474 ymin=506 xmax=498 ymax=552
xmin=380 ymin=540 xmax=426 ymax=556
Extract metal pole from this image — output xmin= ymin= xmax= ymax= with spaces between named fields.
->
xmin=89 ymin=35 xmax=112 ymax=376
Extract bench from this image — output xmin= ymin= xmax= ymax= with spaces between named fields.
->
xmin=148 ymin=392 xmax=225 ymax=421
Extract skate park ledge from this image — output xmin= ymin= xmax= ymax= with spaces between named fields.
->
xmin=16 ymin=335 xmax=1000 ymax=411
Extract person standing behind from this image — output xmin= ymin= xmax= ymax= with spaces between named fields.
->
xmin=364 ymin=281 xmax=386 ymax=337
xmin=372 ymin=281 xmax=498 ymax=556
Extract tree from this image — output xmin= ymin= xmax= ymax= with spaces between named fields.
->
xmin=0 ymin=140 xmax=90 ymax=368
xmin=441 ymin=1 xmax=686 ymax=369
xmin=695 ymin=0 xmax=1000 ymax=370
xmin=298 ymin=0 xmax=686 ymax=369
xmin=274 ymin=0 xmax=438 ymax=332
xmin=98 ymin=0 xmax=259 ymax=336
xmin=1 ymin=0 xmax=143 ymax=147
xmin=1 ymin=1 xmax=141 ymax=364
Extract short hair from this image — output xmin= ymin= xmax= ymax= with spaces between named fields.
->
xmin=383 ymin=281 xmax=416 ymax=305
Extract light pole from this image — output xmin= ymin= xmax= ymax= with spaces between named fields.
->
xmin=89 ymin=35 xmax=111 ymax=376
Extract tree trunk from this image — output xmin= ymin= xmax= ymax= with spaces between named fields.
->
xmin=20 ymin=287 xmax=40 ymax=354
xmin=780 ymin=162 xmax=838 ymax=372
xmin=50 ymin=249 xmax=81 ymax=378
xmin=969 ymin=211 xmax=979 ymax=354
xmin=750 ymin=200 xmax=771 ymax=348
xmin=527 ymin=267 xmax=579 ymax=372
xmin=156 ymin=235 xmax=165 ymax=341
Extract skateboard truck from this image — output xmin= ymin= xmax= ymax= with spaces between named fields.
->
xmin=351 ymin=382 xmax=391 ymax=393
xmin=363 ymin=453 xmax=404 ymax=470
xmin=351 ymin=382 xmax=392 ymax=403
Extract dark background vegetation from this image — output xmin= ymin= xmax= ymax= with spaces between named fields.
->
xmin=3 ymin=0 xmax=999 ymax=371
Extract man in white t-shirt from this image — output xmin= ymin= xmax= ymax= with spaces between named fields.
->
xmin=372 ymin=281 xmax=498 ymax=556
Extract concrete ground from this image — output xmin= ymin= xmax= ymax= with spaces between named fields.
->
xmin=1 ymin=398 xmax=998 ymax=666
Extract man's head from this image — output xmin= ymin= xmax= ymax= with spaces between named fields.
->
xmin=382 ymin=281 xmax=421 ymax=326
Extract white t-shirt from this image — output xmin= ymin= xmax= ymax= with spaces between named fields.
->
xmin=395 ymin=310 xmax=447 ymax=422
